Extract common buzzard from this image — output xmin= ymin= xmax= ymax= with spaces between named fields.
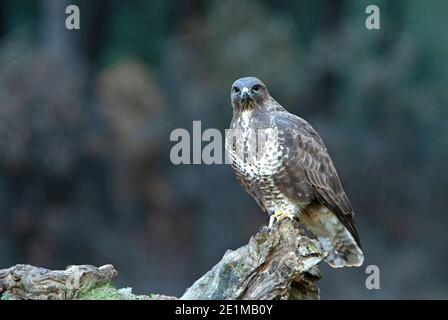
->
xmin=225 ymin=76 xmax=364 ymax=268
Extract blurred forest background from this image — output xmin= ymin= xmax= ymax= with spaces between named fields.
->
xmin=0 ymin=0 xmax=447 ymax=299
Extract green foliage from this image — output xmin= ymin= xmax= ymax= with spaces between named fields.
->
xmin=0 ymin=293 xmax=10 ymax=301
xmin=78 ymin=283 xmax=150 ymax=300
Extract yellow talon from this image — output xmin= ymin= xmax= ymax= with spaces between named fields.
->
xmin=272 ymin=209 xmax=294 ymax=221
xmin=268 ymin=209 xmax=295 ymax=228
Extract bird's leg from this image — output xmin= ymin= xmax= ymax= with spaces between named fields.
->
xmin=267 ymin=209 xmax=294 ymax=229
xmin=268 ymin=214 xmax=276 ymax=229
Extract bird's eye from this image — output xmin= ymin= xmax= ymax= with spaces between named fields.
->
xmin=233 ymin=87 xmax=240 ymax=93
xmin=252 ymin=84 xmax=260 ymax=92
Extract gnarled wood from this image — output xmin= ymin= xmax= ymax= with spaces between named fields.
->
xmin=181 ymin=219 xmax=325 ymax=300
xmin=0 ymin=264 xmax=118 ymax=300
xmin=0 ymin=220 xmax=325 ymax=300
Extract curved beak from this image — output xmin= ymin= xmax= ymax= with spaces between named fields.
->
xmin=240 ymin=87 xmax=250 ymax=103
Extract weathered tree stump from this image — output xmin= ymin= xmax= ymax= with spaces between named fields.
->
xmin=181 ymin=219 xmax=325 ymax=300
xmin=0 ymin=264 xmax=118 ymax=300
xmin=0 ymin=219 xmax=325 ymax=300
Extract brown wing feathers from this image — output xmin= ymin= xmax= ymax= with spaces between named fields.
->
xmin=276 ymin=112 xmax=362 ymax=247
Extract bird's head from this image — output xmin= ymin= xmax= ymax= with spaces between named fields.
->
xmin=230 ymin=77 xmax=269 ymax=112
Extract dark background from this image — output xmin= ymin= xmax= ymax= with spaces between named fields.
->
xmin=0 ymin=0 xmax=447 ymax=299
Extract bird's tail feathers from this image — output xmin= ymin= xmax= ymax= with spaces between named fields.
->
xmin=301 ymin=204 xmax=364 ymax=268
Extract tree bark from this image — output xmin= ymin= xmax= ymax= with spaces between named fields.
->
xmin=181 ymin=219 xmax=324 ymax=300
xmin=0 ymin=264 xmax=118 ymax=300
xmin=0 ymin=219 xmax=325 ymax=300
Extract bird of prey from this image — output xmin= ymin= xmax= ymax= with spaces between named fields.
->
xmin=225 ymin=76 xmax=364 ymax=268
